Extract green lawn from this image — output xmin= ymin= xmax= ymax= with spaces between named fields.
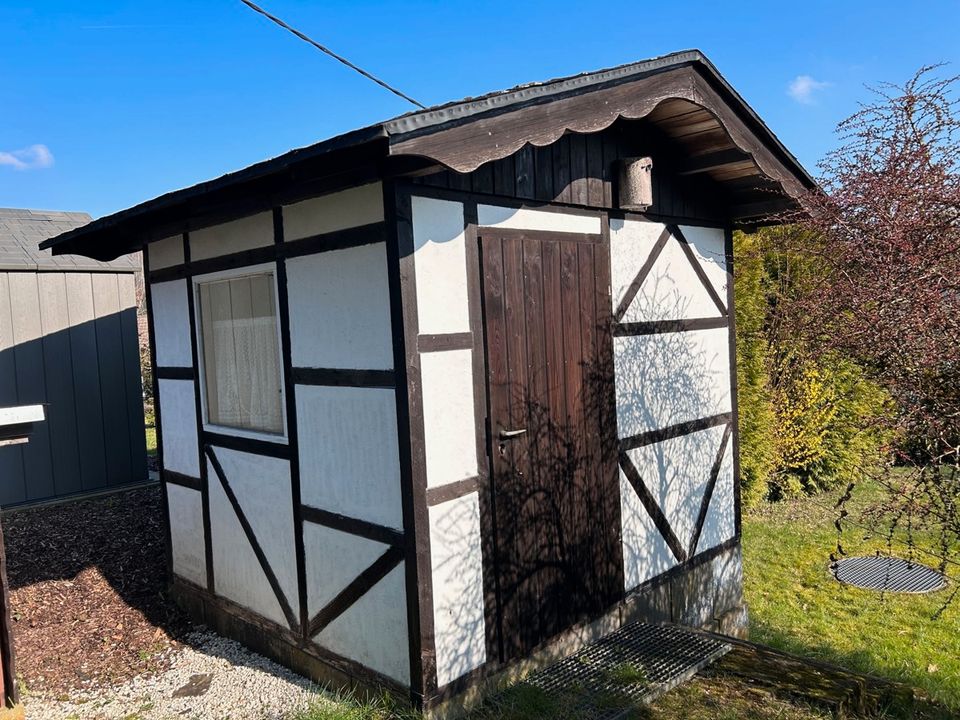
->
xmin=742 ymin=478 xmax=960 ymax=710
xmin=145 ymin=407 xmax=157 ymax=457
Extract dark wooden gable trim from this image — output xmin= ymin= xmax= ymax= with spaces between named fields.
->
xmin=392 ymin=66 xmax=808 ymax=202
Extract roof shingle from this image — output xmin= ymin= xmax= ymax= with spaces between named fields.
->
xmin=0 ymin=208 xmax=139 ymax=272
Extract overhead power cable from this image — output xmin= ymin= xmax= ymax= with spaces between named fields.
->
xmin=238 ymin=0 xmax=426 ymax=110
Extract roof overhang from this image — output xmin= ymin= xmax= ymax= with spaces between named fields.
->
xmin=42 ymin=50 xmax=815 ymax=261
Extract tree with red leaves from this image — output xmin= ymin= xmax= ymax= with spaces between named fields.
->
xmin=783 ymin=66 xmax=960 ymax=595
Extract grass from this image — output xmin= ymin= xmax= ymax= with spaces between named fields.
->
xmin=294 ymin=476 xmax=959 ymax=720
xmin=144 ymin=406 xmax=156 ymax=457
xmin=293 ymin=673 xmax=837 ymax=720
xmin=742 ymin=476 xmax=960 ymax=710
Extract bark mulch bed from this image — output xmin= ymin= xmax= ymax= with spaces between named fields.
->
xmin=2 ymin=485 xmax=192 ymax=695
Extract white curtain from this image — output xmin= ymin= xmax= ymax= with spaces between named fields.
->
xmin=199 ymin=274 xmax=283 ymax=434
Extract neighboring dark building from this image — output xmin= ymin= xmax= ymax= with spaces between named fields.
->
xmin=41 ymin=51 xmax=814 ymax=713
xmin=0 ymin=208 xmax=146 ymax=506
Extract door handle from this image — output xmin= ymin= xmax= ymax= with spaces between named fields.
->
xmin=498 ymin=428 xmax=527 ymax=440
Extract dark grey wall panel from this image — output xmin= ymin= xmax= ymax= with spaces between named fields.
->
xmin=65 ymin=272 xmax=109 ymax=493
xmin=119 ymin=274 xmax=148 ymax=482
xmin=0 ymin=269 xmax=147 ymax=507
xmin=8 ymin=272 xmax=55 ymax=502
xmin=37 ymin=273 xmax=82 ymax=497
xmin=92 ymin=274 xmax=133 ymax=488
xmin=0 ymin=273 xmax=26 ymax=506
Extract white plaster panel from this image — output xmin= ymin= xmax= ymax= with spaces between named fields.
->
xmin=631 ymin=234 xmax=724 ymax=322
xmin=477 ymin=204 xmax=602 ymax=234
xmin=297 ymin=385 xmax=403 ymax=530
xmin=158 ymin=379 xmax=199 ymax=476
xmin=610 ymin=218 xmax=726 ymax=322
xmin=151 ymin=279 xmax=192 ymax=367
xmin=679 ymin=225 xmax=728 ymax=309
xmin=696 ymin=439 xmax=736 ymax=554
xmin=303 ymin=524 xmax=389 ymax=617
xmin=208 ymin=472 xmax=285 ymax=626
xmin=315 ymin=563 xmax=409 ymax=686
xmin=429 ymin=493 xmax=486 ymax=686
xmin=283 ymin=183 xmax=384 ymax=241
xmin=620 ymin=472 xmax=677 ymax=590
xmin=624 ymin=424 xmax=728 ymax=553
xmin=609 ymin=218 xmax=665 ymax=313
xmin=208 ymin=447 xmax=297 ymax=626
xmin=287 ymin=242 xmax=393 ymax=370
xmin=189 ymin=212 xmax=273 ymax=262
xmin=148 ymin=235 xmax=184 ymax=270
xmin=613 ymin=327 xmax=731 ymax=438
xmin=411 ymin=196 xmax=469 ymax=334
xmin=420 ymin=349 xmax=478 ymax=487
xmin=167 ymin=483 xmax=206 ymax=587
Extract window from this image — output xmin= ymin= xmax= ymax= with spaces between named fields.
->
xmin=196 ymin=272 xmax=284 ymax=435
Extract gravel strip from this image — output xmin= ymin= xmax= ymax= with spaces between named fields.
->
xmin=24 ymin=630 xmax=327 ymax=720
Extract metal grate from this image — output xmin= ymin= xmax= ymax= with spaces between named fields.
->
xmin=502 ymin=623 xmax=731 ymax=720
xmin=832 ymin=555 xmax=947 ymax=594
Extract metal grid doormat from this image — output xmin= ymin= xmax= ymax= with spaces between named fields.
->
xmin=493 ymin=623 xmax=731 ymax=720
xmin=832 ymin=555 xmax=947 ymax=594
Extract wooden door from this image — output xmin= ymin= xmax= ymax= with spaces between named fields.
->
xmin=480 ymin=227 xmax=623 ymax=663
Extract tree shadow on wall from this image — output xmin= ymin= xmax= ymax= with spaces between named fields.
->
xmin=434 ymin=277 xmax=735 ymax=680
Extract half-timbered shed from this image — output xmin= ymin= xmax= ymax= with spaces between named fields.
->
xmin=41 ymin=51 xmax=814 ymax=711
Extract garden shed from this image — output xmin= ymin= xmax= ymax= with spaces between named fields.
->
xmin=0 ymin=209 xmax=146 ymax=507
xmin=41 ymin=50 xmax=814 ymax=711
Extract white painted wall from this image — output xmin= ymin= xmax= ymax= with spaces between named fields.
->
xmin=477 ymin=204 xmax=601 ymax=234
xmin=609 ymin=219 xmax=727 ymax=322
xmin=303 ymin=524 xmax=390 ymax=616
xmin=429 ymin=493 xmax=487 ymax=686
xmin=151 ymin=279 xmax=192 ymax=367
xmin=315 ymin=562 xmax=410 ymax=685
xmin=296 ymin=385 xmax=403 ymax=530
xmin=158 ymin=378 xmax=199 ymax=476
xmin=411 ymin=196 xmax=470 ymax=335
xmin=613 ymin=328 xmax=731 ymax=438
xmin=149 ymin=235 xmax=184 ymax=270
xmin=679 ymin=225 xmax=728 ymax=310
xmin=167 ymin=483 xmax=206 ymax=587
xmin=286 ymin=242 xmax=393 ymax=370
xmin=609 ymin=220 xmax=736 ymax=593
xmin=696 ymin=439 xmax=736 ymax=554
xmin=189 ymin=212 xmax=274 ymax=262
xmin=624 ymin=424 xmax=729 ymax=553
xmin=619 ymin=472 xmax=678 ymax=589
xmin=283 ymin=183 xmax=384 ymax=241
xmin=207 ymin=447 xmax=298 ymax=627
xmin=420 ymin=349 xmax=478 ymax=487
xmin=609 ymin=218 xmax=663 ymax=313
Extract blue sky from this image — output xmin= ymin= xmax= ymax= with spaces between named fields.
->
xmin=3 ymin=1 xmax=959 ymax=218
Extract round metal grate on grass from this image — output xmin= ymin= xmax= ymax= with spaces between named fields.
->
xmin=832 ymin=555 xmax=947 ymax=594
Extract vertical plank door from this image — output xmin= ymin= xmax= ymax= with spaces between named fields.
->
xmin=480 ymin=228 xmax=623 ymax=663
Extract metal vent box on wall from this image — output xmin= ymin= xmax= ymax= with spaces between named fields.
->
xmin=0 ymin=209 xmax=147 ymax=506
xmin=39 ymin=51 xmax=814 ymax=713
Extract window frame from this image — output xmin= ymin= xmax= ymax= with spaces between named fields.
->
xmin=192 ymin=263 xmax=288 ymax=443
